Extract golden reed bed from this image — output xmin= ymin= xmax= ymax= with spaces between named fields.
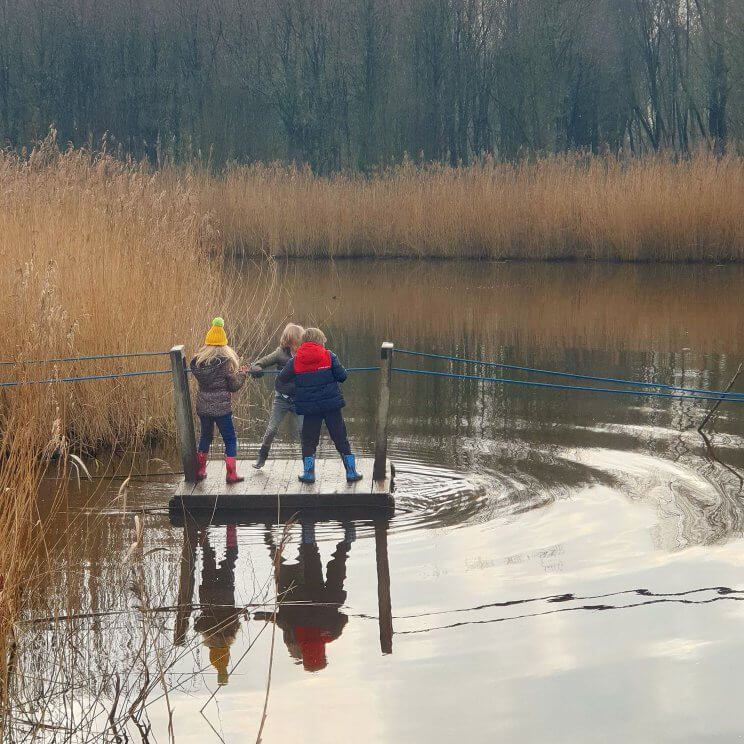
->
xmin=204 ymin=153 xmax=744 ymax=261
xmin=0 ymin=135 xmax=274 ymax=714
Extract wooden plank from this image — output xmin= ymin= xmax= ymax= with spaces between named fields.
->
xmin=169 ymin=505 xmax=395 ymax=528
xmin=169 ymin=345 xmax=198 ymax=482
xmin=261 ymin=457 xmax=292 ymax=496
xmin=170 ymin=491 xmax=394 ymax=512
xmin=375 ymin=519 xmax=393 ymax=654
xmin=170 ymin=457 xmax=393 ymax=512
xmin=374 ymin=342 xmax=394 ymax=480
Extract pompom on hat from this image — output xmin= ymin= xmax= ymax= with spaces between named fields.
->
xmin=205 ymin=317 xmax=228 ymax=346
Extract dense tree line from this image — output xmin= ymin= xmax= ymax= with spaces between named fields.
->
xmin=2 ymin=0 xmax=743 ymax=171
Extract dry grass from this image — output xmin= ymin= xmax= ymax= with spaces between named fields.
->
xmin=202 ymin=153 xmax=744 ymax=261
xmin=0 ymin=132 xmax=276 ymax=730
xmin=0 ymin=134 xmax=277 ymax=451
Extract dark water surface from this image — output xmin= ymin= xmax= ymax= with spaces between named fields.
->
xmin=19 ymin=262 xmax=744 ymax=742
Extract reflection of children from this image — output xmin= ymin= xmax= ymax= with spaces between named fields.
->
xmin=194 ymin=525 xmax=241 ymax=685
xmin=277 ymin=327 xmax=362 ymax=484
xmin=250 ymin=323 xmax=305 ymax=469
xmin=259 ymin=521 xmax=355 ymax=672
xmin=190 ymin=317 xmax=247 ymax=484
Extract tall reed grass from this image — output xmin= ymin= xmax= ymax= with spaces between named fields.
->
xmin=203 ymin=153 xmax=744 ymax=261
xmin=0 ymin=132 xmax=275 ymax=728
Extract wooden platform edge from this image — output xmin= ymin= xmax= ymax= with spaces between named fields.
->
xmin=168 ymin=490 xmax=395 ymax=512
xmin=169 ymin=457 xmax=395 ymax=513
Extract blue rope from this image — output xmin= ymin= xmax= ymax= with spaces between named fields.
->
xmin=260 ymin=367 xmax=380 ymax=375
xmin=0 ymin=370 xmax=171 ymax=387
xmin=392 ymin=367 xmax=744 ymax=404
xmin=0 ymin=351 xmax=170 ymax=366
xmin=394 ymin=348 xmax=744 ymax=401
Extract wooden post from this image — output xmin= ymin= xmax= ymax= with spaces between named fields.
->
xmin=374 ymin=518 xmax=393 ymax=654
xmin=373 ymin=342 xmax=394 ymax=481
xmin=174 ymin=516 xmax=198 ymax=646
xmin=170 ymin=345 xmax=198 ymax=483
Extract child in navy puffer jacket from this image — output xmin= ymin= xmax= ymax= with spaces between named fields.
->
xmin=278 ymin=327 xmax=362 ymax=484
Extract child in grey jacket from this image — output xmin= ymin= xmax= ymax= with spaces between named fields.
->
xmin=250 ymin=323 xmax=304 ymax=468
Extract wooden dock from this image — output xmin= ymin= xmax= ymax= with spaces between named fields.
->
xmin=169 ymin=456 xmax=394 ymax=512
xmin=168 ymin=342 xmax=396 ymax=514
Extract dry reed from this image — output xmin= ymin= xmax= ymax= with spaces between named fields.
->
xmin=0 ymin=132 xmax=275 ymax=732
xmin=201 ymin=153 xmax=744 ymax=261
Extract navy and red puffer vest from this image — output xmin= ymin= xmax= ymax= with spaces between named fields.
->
xmin=291 ymin=342 xmax=347 ymax=415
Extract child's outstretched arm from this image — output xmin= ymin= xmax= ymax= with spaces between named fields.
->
xmin=330 ymin=353 xmax=348 ymax=382
xmin=277 ymin=358 xmax=296 ymax=383
xmin=251 ymin=348 xmax=283 ymax=377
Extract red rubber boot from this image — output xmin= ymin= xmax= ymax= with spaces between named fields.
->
xmin=225 ymin=456 xmax=244 ymax=484
xmin=196 ymin=451 xmax=208 ymax=481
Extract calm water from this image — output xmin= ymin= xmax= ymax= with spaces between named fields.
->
xmin=15 ymin=262 xmax=744 ymax=743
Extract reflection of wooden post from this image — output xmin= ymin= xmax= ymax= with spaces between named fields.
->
xmin=174 ymin=517 xmax=198 ymax=646
xmin=373 ymin=342 xmax=394 ymax=481
xmin=374 ymin=518 xmax=393 ymax=654
xmin=170 ymin=345 xmax=198 ymax=483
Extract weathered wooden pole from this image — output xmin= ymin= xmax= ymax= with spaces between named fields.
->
xmin=373 ymin=342 xmax=394 ymax=481
xmin=174 ymin=516 xmax=198 ymax=646
xmin=170 ymin=344 xmax=198 ymax=483
xmin=374 ymin=518 xmax=393 ymax=654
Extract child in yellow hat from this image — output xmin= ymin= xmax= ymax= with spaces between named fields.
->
xmin=190 ymin=318 xmax=248 ymax=483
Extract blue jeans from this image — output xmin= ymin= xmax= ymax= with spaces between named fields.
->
xmin=198 ymin=414 xmax=237 ymax=457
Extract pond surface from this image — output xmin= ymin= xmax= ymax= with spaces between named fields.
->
xmin=17 ymin=261 xmax=744 ymax=743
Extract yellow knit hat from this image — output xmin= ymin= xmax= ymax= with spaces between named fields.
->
xmin=205 ymin=317 xmax=228 ymax=346
xmin=209 ymin=646 xmax=230 ymax=685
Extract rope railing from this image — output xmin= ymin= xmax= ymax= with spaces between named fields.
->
xmin=391 ymin=366 xmax=744 ymax=404
xmin=1 ymin=366 xmax=378 ymax=387
xmin=0 ymin=351 xmax=171 ymax=366
xmin=259 ymin=367 xmax=380 ymax=375
xmin=394 ymin=347 xmax=744 ymax=401
xmin=0 ymin=354 xmax=378 ymax=387
xmin=0 ymin=340 xmax=736 ymax=408
xmin=0 ymin=370 xmax=172 ymax=387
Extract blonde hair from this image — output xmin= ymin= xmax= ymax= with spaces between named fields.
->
xmin=301 ymin=327 xmax=327 ymax=346
xmin=194 ymin=344 xmax=240 ymax=373
xmin=280 ymin=323 xmax=305 ymax=350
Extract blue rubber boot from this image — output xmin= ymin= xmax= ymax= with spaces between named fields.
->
xmin=298 ymin=456 xmax=315 ymax=484
xmin=343 ymin=454 xmax=363 ymax=483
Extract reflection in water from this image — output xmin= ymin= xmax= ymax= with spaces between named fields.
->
xmin=194 ymin=526 xmax=241 ymax=685
xmin=228 ymin=260 xmax=744 ymax=550
xmin=390 ymin=586 xmax=744 ymax=636
xmin=272 ymin=260 xmax=744 ymax=354
xmin=172 ymin=513 xmax=393 ymax=680
xmin=258 ymin=520 xmax=354 ymax=672
xmin=15 ymin=261 xmax=744 ymax=743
